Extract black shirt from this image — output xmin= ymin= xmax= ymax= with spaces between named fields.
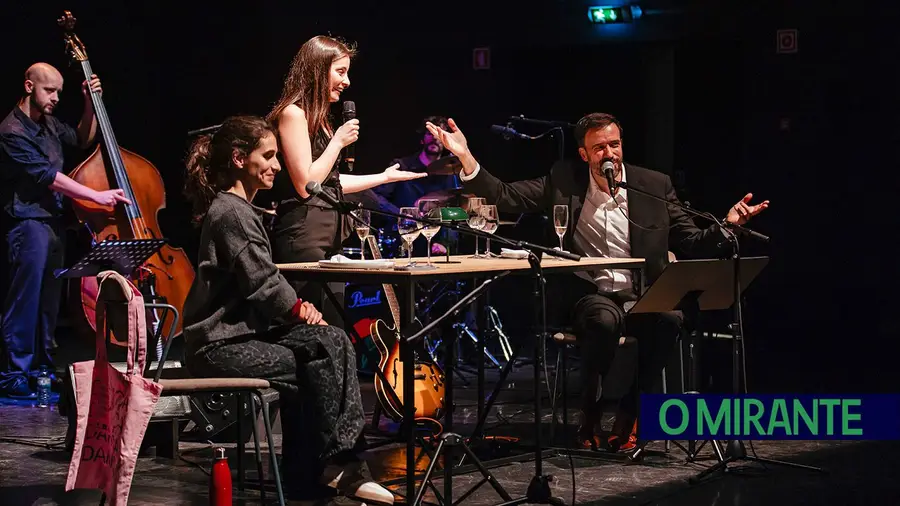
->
xmin=0 ymin=106 xmax=78 ymax=219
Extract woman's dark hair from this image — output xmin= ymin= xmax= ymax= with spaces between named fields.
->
xmin=184 ymin=115 xmax=274 ymax=223
xmin=267 ymin=35 xmax=357 ymax=140
xmin=574 ymin=112 xmax=624 ymax=148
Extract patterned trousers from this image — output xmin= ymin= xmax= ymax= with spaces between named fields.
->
xmin=187 ymin=323 xmax=365 ymax=483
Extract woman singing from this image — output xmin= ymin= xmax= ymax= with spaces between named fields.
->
xmin=182 ymin=116 xmax=393 ymax=504
xmin=267 ymin=35 xmax=424 ymax=322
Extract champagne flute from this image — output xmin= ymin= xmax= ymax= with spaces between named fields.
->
xmin=352 ymin=208 xmax=371 ymax=260
xmin=479 ymin=204 xmax=498 ymax=257
xmin=467 ymin=197 xmax=486 ymax=257
xmin=397 ymin=207 xmax=421 ymax=266
xmin=553 ymin=204 xmax=568 ymax=254
xmin=418 ymin=198 xmax=442 ymax=267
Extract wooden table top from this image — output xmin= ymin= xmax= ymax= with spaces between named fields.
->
xmin=276 ymin=255 xmax=645 ymax=283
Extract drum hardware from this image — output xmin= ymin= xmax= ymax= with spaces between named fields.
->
xmin=486 ymin=306 xmax=514 ymax=362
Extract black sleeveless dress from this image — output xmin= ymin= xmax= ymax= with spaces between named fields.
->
xmin=270 ymin=130 xmax=352 ymax=325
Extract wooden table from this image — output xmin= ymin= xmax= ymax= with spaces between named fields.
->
xmin=278 ymin=254 xmax=645 ymax=504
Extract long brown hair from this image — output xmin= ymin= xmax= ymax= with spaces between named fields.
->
xmin=267 ymin=35 xmax=356 ymax=140
xmin=184 ymin=115 xmax=275 ymax=223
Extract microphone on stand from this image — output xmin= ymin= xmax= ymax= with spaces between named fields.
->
xmin=342 ymin=101 xmax=356 ymax=172
xmin=602 ymin=160 xmax=617 ymax=193
xmin=305 ymin=181 xmax=359 ymax=213
xmin=490 ymin=124 xmax=536 ymax=140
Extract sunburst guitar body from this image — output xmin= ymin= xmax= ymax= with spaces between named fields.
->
xmin=365 ymin=235 xmax=445 ymax=422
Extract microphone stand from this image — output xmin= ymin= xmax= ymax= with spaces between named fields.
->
xmin=321 ymin=198 xmax=575 ymax=506
xmin=614 ymin=181 xmax=823 ymax=477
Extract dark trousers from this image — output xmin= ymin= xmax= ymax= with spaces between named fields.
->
xmin=187 ymin=323 xmax=366 ymax=486
xmin=1 ymin=219 xmax=64 ymax=389
xmin=272 ymin=203 xmax=347 ymax=329
xmin=559 ymin=276 xmax=683 ymax=422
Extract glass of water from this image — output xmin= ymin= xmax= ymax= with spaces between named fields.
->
xmin=398 ymin=207 xmax=421 ymax=266
xmin=352 ymin=208 xmax=371 ymax=260
xmin=479 ymin=204 xmax=498 ymax=257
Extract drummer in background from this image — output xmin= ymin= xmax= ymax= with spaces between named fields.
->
xmin=370 ymin=115 xmax=461 ymax=255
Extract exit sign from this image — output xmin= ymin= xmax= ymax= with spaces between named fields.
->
xmin=587 ymin=5 xmax=641 ymax=24
xmin=473 ymin=47 xmax=490 ymax=70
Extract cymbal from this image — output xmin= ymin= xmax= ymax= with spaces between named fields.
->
xmin=425 ymin=155 xmax=462 ymax=175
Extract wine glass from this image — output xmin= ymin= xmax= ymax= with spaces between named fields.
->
xmin=479 ymin=205 xmax=498 ymax=257
xmin=417 ymin=198 xmax=442 ymax=267
xmin=352 ymin=208 xmax=371 ymax=260
xmin=467 ymin=197 xmax=486 ymax=257
xmin=397 ymin=207 xmax=421 ymax=266
xmin=553 ymin=205 xmax=568 ymax=254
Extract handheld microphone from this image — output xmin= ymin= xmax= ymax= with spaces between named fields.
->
xmin=305 ymin=181 xmax=359 ymax=213
xmin=601 ymin=160 xmax=617 ymax=194
xmin=342 ymin=101 xmax=356 ymax=172
xmin=490 ymin=124 xmax=533 ymax=140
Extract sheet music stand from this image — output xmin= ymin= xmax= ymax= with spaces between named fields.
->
xmin=627 ymin=257 xmax=769 ymax=315
xmin=54 ymin=239 xmax=167 ymax=278
xmin=626 ymin=257 xmax=768 ymax=462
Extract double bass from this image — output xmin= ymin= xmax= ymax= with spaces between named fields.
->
xmin=58 ymin=12 xmax=195 ymax=344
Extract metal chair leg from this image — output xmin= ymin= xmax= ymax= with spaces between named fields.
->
xmin=256 ymin=392 xmax=286 ymax=506
xmin=249 ymin=393 xmax=267 ymax=503
xmin=237 ymin=395 xmax=245 ymax=491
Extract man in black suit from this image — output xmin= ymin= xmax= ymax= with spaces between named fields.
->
xmin=426 ymin=112 xmax=768 ymax=451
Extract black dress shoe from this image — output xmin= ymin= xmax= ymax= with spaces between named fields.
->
xmin=2 ymin=376 xmax=36 ymax=400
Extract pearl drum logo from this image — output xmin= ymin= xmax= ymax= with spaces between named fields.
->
xmin=347 ymin=289 xmax=383 ymax=309
xmin=344 ymin=283 xmax=390 ymax=374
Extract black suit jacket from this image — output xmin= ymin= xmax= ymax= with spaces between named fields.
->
xmin=462 ymin=160 xmax=728 ymax=288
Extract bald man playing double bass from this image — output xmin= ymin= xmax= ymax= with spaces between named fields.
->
xmin=0 ymin=63 xmax=130 ymax=399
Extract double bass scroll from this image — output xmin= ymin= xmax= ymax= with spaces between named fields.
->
xmin=57 ymin=11 xmax=195 ymax=345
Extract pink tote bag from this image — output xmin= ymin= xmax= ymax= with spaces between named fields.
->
xmin=65 ymin=271 xmax=164 ymax=505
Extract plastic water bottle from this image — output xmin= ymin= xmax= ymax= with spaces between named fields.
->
xmin=37 ymin=366 xmax=51 ymax=407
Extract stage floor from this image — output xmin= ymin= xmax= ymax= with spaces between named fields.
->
xmin=1 ymin=365 xmax=896 ymax=505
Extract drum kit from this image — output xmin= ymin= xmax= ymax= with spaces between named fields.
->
xmin=339 ymin=155 xmax=516 ymax=371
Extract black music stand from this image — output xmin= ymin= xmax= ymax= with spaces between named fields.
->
xmin=55 ymin=239 xmax=167 ymax=278
xmin=625 ymin=257 xmax=768 ymax=463
xmin=627 ymin=257 xmax=768 ymax=316
xmin=626 ymin=256 xmax=823 ymax=477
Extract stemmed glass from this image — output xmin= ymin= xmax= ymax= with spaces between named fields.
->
xmin=352 ymin=208 xmax=371 ymax=260
xmin=397 ymin=207 xmax=421 ymax=266
xmin=479 ymin=205 xmax=499 ymax=257
xmin=553 ymin=205 xmax=568 ymax=254
xmin=466 ymin=197 xmax=486 ymax=257
xmin=417 ymin=198 xmax=442 ymax=267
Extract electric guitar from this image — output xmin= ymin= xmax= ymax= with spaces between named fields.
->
xmin=366 ymin=234 xmax=445 ymax=422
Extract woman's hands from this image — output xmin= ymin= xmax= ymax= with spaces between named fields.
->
xmin=332 ymin=119 xmax=360 ymax=148
xmin=292 ymin=300 xmax=328 ymax=326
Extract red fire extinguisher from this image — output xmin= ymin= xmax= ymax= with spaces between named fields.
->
xmin=210 ymin=447 xmax=232 ymax=505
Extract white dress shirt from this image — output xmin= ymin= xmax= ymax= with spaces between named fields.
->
xmin=460 ymin=163 xmax=633 ymax=292
xmin=573 ymin=169 xmax=632 ymax=292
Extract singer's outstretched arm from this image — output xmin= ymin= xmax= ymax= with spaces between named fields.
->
xmin=276 ymin=105 xmax=354 ymax=198
xmin=426 ymin=118 xmax=550 ymax=213
xmin=339 ymin=165 xmax=426 ymax=194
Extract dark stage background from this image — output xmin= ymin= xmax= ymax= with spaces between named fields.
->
xmin=3 ymin=1 xmax=897 ymax=393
